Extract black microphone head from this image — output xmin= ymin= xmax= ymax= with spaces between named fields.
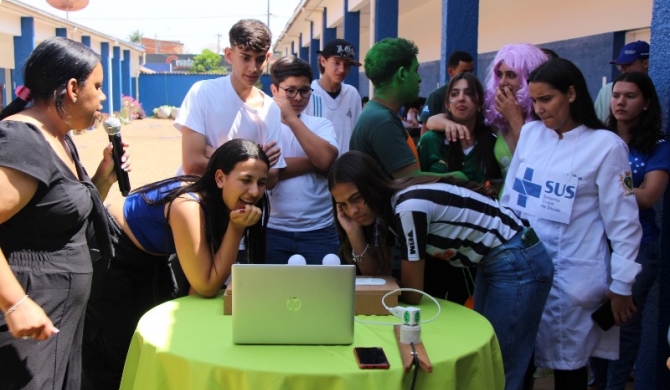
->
xmin=103 ymin=117 xmax=122 ymax=136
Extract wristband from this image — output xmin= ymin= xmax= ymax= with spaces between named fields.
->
xmin=6 ymin=295 xmax=29 ymax=315
xmin=351 ymin=245 xmax=370 ymax=263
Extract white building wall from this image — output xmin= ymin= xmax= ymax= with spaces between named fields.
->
xmin=277 ymin=0 xmax=653 ymax=64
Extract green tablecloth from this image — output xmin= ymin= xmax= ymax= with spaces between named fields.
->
xmin=120 ymin=294 xmax=504 ymax=390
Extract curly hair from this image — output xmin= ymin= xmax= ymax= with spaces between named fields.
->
xmin=483 ymin=43 xmax=547 ymax=132
xmin=364 ymin=37 xmax=418 ymax=88
xmin=229 ymin=19 xmax=271 ymax=52
xmin=608 ymin=72 xmax=664 ymax=155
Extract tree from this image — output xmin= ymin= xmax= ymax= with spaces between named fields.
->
xmin=128 ymin=30 xmax=143 ymax=44
xmin=190 ymin=49 xmax=226 ymax=74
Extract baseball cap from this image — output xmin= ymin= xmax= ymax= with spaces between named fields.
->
xmin=318 ymin=39 xmax=362 ymax=66
xmin=610 ymin=41 xmax=650 ymax=65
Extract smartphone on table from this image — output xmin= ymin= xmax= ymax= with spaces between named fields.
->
xmin=354 ymin=347 xmax=390 ymax=369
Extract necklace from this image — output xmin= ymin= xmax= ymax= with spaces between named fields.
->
xmin=318 ymin=79 xmax=344 ymax=111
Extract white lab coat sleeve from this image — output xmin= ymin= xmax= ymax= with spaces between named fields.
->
xmin=595 ymin=138 xmax=642 ymax=296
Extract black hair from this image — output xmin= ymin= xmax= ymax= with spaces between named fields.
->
xmin=540 ymin=48 xmax=560 ymax=59
xmin=447 ymin=50 xmax=474 ymax=69
xmin=229 ymin=19 xmax=272 ymax=52
xmin=364 ymin=37 xmax=419 ymax=87
xmin=528 ymin=58 xmax=605 ymax=131
xmin=270 ymin=55 xmax=313 ymax=85
xmin=327 ymin=151 xmax=496 ymax=269
xmin=608 ymin=72 xmax=665 ymax=154
xmin=0 ymin=36 xmax=100 ymax=120
xmin=443 ymin=72 xmax=500 ymax=181
xmin=134 ymin=139 xmax=271 ymax=263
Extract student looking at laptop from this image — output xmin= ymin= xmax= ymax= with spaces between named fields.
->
xmin=265 ymin=55 xmax=340 ymax=264
xmin=328 ymin=151 xmax=554 ymax=390
xmin=174 ymin=19 xmax=285 ymax=185
xmin=83 ymin=139 xmax=270 ymax=390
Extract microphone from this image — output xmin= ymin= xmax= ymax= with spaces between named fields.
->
xmin=287 ymin=254 xmax=307 ymax=265
xmin=322 ymin=254 xmax=341 ymax=266
xmin=103 ymin=117 xmax=131 ymax=196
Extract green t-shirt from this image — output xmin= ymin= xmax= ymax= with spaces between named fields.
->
xmin=493 ymin=133 xmax=512 ymax=179
xmin=493 ymin=133 xmax=513 ymax=197
xmin=350 ymin=100 xmax=418 ymax=178
xmin=418 ymin=130 xmax=504 ymax=184
xmin=419 ymin=85 xmax=448 ymax=123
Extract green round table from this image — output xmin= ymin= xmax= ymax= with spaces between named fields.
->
xmin=120 ymin=294 xmax=504 ymax=390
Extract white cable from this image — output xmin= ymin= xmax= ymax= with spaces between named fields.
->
xmin=354 ymin=288 xmax=441 ymax=326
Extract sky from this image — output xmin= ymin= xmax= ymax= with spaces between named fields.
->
xmin=19 ymin=0 xmax=302 ymax=53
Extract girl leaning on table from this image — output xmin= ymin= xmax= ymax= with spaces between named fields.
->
xmin=83 ymin=138 xmax=270 ymax=390
xmin=0 ymin=37 xmax=129 ymax=390
xmin=328 ymin=150 xmax=553 ymax=390
xmin=500 ymin=58 xmax=642 ymax=390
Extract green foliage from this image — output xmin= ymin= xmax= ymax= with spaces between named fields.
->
xmin=190 ymin=49 xmax=227 ymax=74
xmin=128 ymin=30 xmax=143 ymax=44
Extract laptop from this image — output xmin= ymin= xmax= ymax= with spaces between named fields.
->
xmin=232 ymin=264 xmax=356 ymax=345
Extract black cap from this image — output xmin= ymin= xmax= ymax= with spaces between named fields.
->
xmin=317 ymin=39 xmax=361 ymax=66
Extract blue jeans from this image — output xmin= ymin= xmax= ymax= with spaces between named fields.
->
xmin=265 ymin=225 xmax=341 ymax=265
xmin=474 ymin=228 xmax=554 ymax=390
xmin=589 ymin=241 xmax=659 ymax=390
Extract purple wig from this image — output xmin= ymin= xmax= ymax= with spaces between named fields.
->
xmin=483 ymin=43 xmax=548 ymax=132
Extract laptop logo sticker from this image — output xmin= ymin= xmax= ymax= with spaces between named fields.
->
xmin=286 ymin=297 xmax=302 ymax=312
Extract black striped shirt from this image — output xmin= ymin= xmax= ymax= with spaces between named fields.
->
xmin=391 ymin=183 xmax=525 ymax=266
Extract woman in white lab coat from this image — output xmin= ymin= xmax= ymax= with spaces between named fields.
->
xmin=501 ymin=58 xmax=642 ymax=390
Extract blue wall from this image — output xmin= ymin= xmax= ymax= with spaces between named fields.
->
xmin=477 ymin=32 xmax=623 ymax=101
xmin=358 ymin=71 xmax=369 ymax=99
xmin=138 ymin=74 xmax=274 ymax=113
xmin=644 ymin=1 xmax=670 ymax=388
xmin=418 ymin=60 xmax=441 ymax=98
xmin=343 ymin=31 xmax=633 ymax=105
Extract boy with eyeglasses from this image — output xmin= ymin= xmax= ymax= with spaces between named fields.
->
xmin=265 ymin=56 xmax=340 ymax=264
xmin=174 ymin=19 xmax=285 ymax=185
xmin=304 ymin=38 xmax=362 ymax=154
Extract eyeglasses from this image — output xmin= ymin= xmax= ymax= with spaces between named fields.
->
xmin=277 ymin=86 xmax=313 ymax=99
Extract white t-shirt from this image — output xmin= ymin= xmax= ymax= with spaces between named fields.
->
xmin=304 ymin=79 xmax=361 ymax=154
xmin=267 ymin=114 xmax=338 ymax=232
xmin=174 ymin=76 xmax=286 ymax=173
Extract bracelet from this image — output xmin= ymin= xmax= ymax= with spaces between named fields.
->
xmin=6 ymin=295 xmax=29 ymax=315
xmin=351 ymin=245 xmax=370 ymax=263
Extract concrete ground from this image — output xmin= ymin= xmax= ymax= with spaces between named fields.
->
xmin=72 ymin=117 xmax=182 ymax=207
xmin=72 ymin=117 xmax=636 ymax=390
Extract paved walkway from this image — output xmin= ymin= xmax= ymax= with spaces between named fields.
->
xmin=72 ymin=117 xmax=181 ymax=207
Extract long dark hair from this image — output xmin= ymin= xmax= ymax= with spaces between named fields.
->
xmin=528 ymin=58 xmax=605 ymax=131
xmin=327 ymin=151 xmax=496 ymax=266
xmin=444 ymin=72 xmax=499 ymax=180
xmin=608 ymin=72 xmax=664 ymax=155
xmin=134 ymin=139 xmax=271 ymax=263
xmin=0 ymin=37 xmax=100 ymax=120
